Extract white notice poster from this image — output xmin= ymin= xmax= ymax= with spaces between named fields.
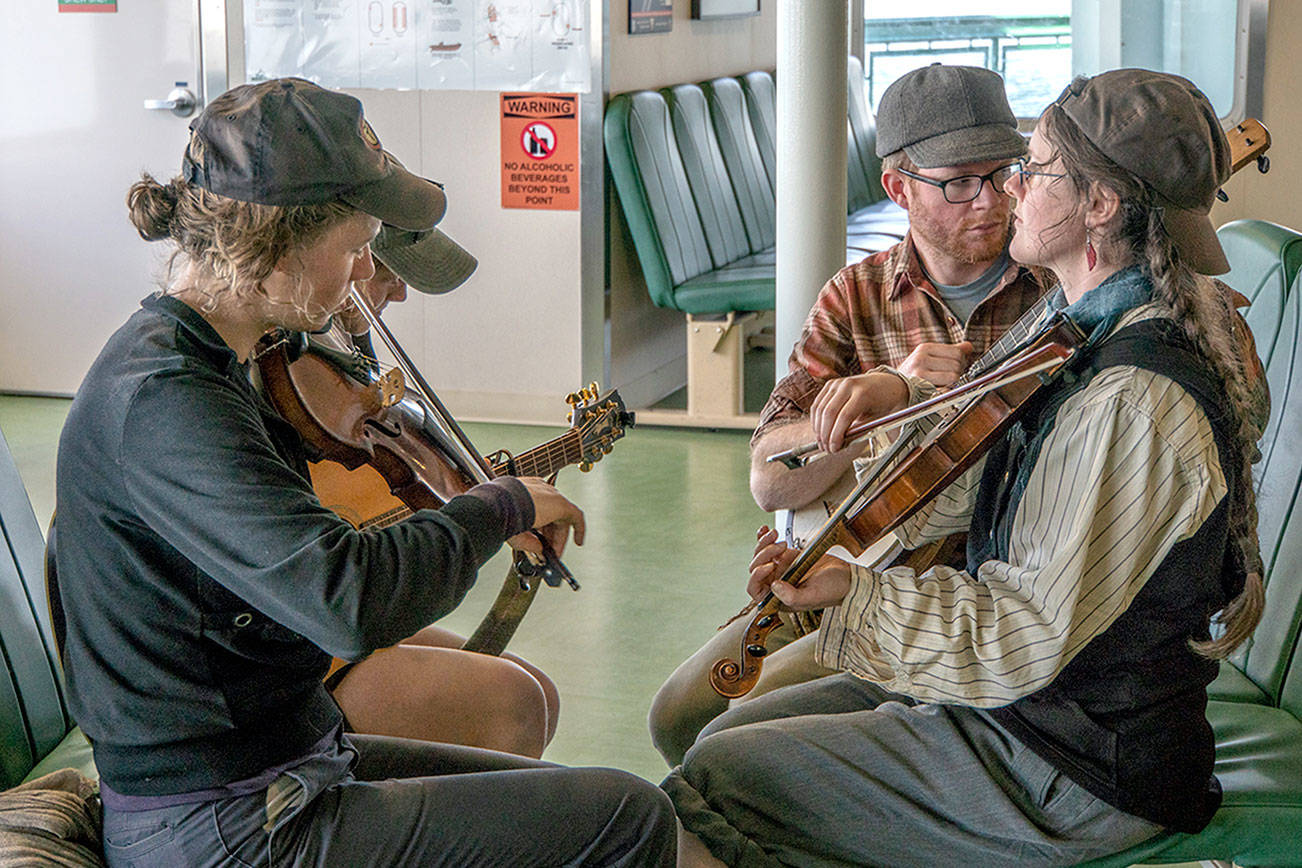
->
xmin=243 ymin=0 xmax=589 ymax=92
xmin=417 ymin=0 xmax=474 ymax=90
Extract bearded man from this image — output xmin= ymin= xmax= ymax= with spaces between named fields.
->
xmin=649 ymin=64 xmax=1048 ymax=767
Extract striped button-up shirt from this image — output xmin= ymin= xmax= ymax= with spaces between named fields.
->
xmin=815 ymin=303 xmax=1230 ymax=706
xmin=753 ymin=234 xmax=1046 ymax=443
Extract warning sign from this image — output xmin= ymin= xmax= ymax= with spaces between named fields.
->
xmin=522 ymin=122 xmax=558 ymax=160
xmin=501 ymin=93 xmax=578 ymax=210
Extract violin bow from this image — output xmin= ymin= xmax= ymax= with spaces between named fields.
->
xmin=346 ymin=289 xmax=578 ymax=595
xmin=767 ymin=341 xmax=1068 ymax=469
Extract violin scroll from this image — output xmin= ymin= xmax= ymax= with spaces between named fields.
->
xmin=708 ymin=602 xmax=785 ymax=698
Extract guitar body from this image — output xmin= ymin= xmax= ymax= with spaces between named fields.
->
xmin=310 ymin=460 xmax=411 ymax=530
xmin=305 ymin=379 xmax=633 ymax=675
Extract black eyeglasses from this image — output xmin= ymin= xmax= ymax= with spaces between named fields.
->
xmin=1011 ymin=157 xmax=1067 ymax=187
xmin=897 ymin=163 xmax=1021 ymax=204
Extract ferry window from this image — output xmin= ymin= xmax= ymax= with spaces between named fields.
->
xmin=862 ymin=1 xmax=1261 ymax=122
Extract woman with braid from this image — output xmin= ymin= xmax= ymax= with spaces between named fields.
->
xmin=669 ymin=68 xmax=1267 ymax=868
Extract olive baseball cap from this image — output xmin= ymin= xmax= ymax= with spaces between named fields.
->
xmin=875 ymin=64 xmax=1026 ymax=168
xmin=1052 ymin=69 xmax=1231 ymax=275
xmin=181 ymin=78 xmax=446 ymax=230
xmin=372 ymin=225 xmax=478 ymax=295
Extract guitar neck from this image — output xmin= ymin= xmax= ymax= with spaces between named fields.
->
xmin=491 ymin=430 xmax=583 ymax=478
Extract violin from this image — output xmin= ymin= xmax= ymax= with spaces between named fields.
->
xmin=710 ymin=313 xmax=1086 ymax=698
xmin=255 ymin=290 xmax=631 ymax=655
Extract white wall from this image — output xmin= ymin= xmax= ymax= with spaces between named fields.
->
xmin=0 ymin=2 xmax=201 ymax=398
xmin=352 ymin=87 xmax=590 ymax=423
xmin=0 ymin=2 xmax=603 ymax=425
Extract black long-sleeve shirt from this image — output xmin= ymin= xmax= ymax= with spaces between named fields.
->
xmin=56 ymin=294 xmax=528 ymax=796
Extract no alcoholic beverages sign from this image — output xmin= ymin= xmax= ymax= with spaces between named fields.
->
xmin=501 ymin=93 xmax=579 ymax=210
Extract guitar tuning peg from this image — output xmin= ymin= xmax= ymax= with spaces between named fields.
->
xmin=602 ymin=443 xmax=613 ymax=454
xmin=579 ymin=461 xmax=592 ymax=472
xmin=566 ymin=411 xmax=573 ymax=424
xmin=588 ymin=381 xmax=600 ymax=396
xmin=566 ymin=392 xmax=581 ymax=406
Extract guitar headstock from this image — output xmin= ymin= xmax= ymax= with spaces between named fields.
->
xmin=565 ymin=382 xmax=635 ymax=471
xmin=1227 ymin=117 xmax=1271 ymax=175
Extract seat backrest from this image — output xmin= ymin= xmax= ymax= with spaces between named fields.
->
xmin=847 ymin=55 xmax=886 ymax=204
xmin=663 ymin=83 xmax=752 ymax=269
xmin=0 ymin=428 xmax=70 ymax=789
xmin=1235 ymin=271 xmax=1302 ymax=704
xmin=701 ymin=76 xmax=775 ymax=253
xmin=738 ymin=71 xmax=776 ymax=191
xmin=604 ymin=90 xmax=715 ymax=309
xmin=846 ymin=120 xmax=876 ymax=213
xmin=1217 ymin=219 xmax=1302 ymax=368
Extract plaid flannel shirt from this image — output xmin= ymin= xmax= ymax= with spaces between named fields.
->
xmin=753 ymin=234 xmax=1047 ymax=443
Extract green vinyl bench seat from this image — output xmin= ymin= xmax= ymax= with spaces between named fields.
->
xmin=1218 ymin=219 xmax=1302 ymax=366
xmin=1078 ymin=700 xmax=1302 ymax=867
xmin=605 ymin=63 xmax=906 ymax=426
xmin=1077 ymin=245 xmax=1302 ymax=865
xmin=1208 ymin=660 xmax=1272 ymax=704
xmin=673 ymin=253 xmax=778 ymax=315
xmin=845 ymin=55 xmax=909 ymax=246
xmin=0 ymin=426 xmax=73 ymax=792
xmin=1205 ymin=218 xmax=1302 ymax=708
xmin=21 ymin=726 xmax=95 ymax=784
xmin=605 ymin=88 xmax=776 ymax=316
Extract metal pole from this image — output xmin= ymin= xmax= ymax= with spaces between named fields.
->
xmin=775 ymin=1 xmax=848 ymax=378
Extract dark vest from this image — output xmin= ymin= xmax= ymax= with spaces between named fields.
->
xmin=968 ymin=318 xmax=1245 ymax=833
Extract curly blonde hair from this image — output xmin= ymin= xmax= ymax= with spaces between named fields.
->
xmin=126 ymin=173 xmax=359 ymax=310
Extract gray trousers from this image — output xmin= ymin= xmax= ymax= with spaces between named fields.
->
xmin=102 ymin=734 xmax=675 ymax=867
xmin=648 ymin=617 xmax=836 ymax=767
xmin=662 ymin=673 xmax=1163 ymax=868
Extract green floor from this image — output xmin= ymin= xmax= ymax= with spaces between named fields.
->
xmin=0 ymin=393 xmax=769 ymax=784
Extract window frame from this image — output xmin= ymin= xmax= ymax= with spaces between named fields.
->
xmin=858 ymin=0 xmax=1268 ymax=126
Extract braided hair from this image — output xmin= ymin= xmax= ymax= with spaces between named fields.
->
xmin=1040 ymin=104 xmax=1266 ymax=658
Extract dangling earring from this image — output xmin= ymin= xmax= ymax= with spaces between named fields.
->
xmin=1086 ymin=229 xmax=1098 ymax=271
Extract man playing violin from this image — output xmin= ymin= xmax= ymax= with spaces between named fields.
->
xmin=54 ymin=78 xmax=674 ymax=866
xmin=668 ymin=69 xmax=1266 ymax=868
xmin=323 ymin=225 xmax=562 ymax=758
xmin=649 ymin=64 xmax=1047 ymax=766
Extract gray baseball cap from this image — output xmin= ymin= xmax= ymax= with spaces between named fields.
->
xmin=181 ymin=78 xmax=446 ymax=230
xmin=372 ymin=225 xmax=478 ymax=295
xmin=875 ymin=64 xmax=1026 ymax=168
xmin=1051 ymin=69 xmax=1231 ymax=275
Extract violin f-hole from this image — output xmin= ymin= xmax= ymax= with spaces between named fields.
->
xmin=362 ymin=417 xmax=403 ymax=439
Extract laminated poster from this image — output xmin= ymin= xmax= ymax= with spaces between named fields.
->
xmin=244 ymin=0 xmax=589 ymax=92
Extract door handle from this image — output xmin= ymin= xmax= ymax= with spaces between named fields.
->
xmin=143 ymin=86 xmax=198 ymax=118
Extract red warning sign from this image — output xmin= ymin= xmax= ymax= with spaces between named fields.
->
xmin=501 ymin=93 xmax=578 ymax=210
xmin=521 ymin=122 xmax=558 ymax=160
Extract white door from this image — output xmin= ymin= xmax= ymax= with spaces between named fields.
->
xmin=0 ymin=2 xmax=217 ymax=395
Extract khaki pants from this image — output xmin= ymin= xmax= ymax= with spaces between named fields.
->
xmin=647 ymin=613 xmax=836 ymax=767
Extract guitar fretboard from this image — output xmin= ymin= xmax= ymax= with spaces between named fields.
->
xmin=353 ymin=429 xmax=586 ymax=531
xmin=500 ymin=430 xmax=583 ymax=477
